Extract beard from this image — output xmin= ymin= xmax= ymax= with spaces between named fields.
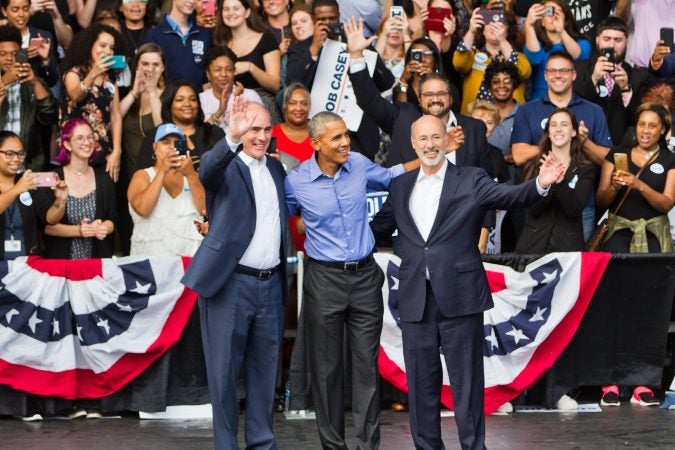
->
xmin=415 ymin=146 xmax=444 ymax=167
xmin=421 ymin=100 xmax=452 ymax=119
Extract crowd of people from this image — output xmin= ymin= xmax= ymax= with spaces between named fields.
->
xmin=0 ymin=0 xmax=674 ymax=449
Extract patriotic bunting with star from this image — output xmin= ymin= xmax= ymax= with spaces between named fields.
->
xmin=0 ymin=256 xmax=197 ymax=399
xmin=375 ymin=252 xmax=611 ymax=414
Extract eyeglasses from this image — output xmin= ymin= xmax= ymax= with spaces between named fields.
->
xmin=491 ymin=77 xmax=513 ymax=85
xmin=0 ymin=150 xmax=26 ymax=160
xmin=420 ymin=91 xmax=450 ymax=99
xmin=545 ymin=68 xmax=574 ymax=75
xmin=73 ymin=135 xmax=96 ymax=143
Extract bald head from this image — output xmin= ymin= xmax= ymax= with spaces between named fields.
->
xmin=411 ymin=115 xmax=447 ymax=170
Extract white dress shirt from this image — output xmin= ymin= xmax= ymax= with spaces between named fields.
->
xmin=409 ymin=160 xmax=447 ymax=242
xmin=226 ymin=136 xmax=281 ymax=269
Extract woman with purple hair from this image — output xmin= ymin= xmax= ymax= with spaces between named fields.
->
xmin=38 ymin=118 xmax=117 ymax=259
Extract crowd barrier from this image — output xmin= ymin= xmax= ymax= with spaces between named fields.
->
xmin=0 ymin=253 xmax=672 ymax=415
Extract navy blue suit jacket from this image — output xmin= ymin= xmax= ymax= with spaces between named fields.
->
xmin=349 ymin=68 xmax=493 ymax=172
xmin=371 ymin=163 xmax=540 ymax=321
xmin=182 ymin=139 xmax=288 ymax=300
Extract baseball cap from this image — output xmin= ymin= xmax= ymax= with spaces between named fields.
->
xmin=154 ymin=123 xmax=185 ymax=143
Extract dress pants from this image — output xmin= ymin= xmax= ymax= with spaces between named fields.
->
xmin=304 ymin=259 xmax=384 ymax=450
xmin=400 ymin=282 xmax=486 ymax=450
xmin=199 ymin=271 xmax=284 ymax=450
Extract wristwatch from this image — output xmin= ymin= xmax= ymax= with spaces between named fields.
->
xmin=398 ymin=81 xmax=408 ymax=93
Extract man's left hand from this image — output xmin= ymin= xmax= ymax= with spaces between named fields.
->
xmin=344 ymin=17 xmax=375 ymax=58
xmin=611 ymin=64 xmax=629 ymax=91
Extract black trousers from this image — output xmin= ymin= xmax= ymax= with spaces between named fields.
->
xmin=304 ymin=258 xmax=384 ymax=450
xmin=401 ymin=282 xmax=486 ymax=450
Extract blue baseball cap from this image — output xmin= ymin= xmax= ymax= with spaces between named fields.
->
xmin=154 ymin=123 xmax=185 ymax=143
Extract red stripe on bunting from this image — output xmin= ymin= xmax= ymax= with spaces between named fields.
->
xmin=0 ymin=286 xmax=197 ymax=399
xmin=26 ymin=255 xmax=103 ymax=280
xmin=377 ymin=252 xmax=611 ymax=414
xmin=480 ymin=251 xmax=611 ymax=414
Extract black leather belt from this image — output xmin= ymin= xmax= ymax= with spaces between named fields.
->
xmin=234 ymin=264 xmax=278 ymax=280
xmin=309 ymin=254 xmax=374 ymax=272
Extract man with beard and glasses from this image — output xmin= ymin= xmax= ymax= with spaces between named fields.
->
xmin=371 ymin=114 xmax=565 ymax=450
xmin=574 ymin=16 xmax=656 ymax=145
xmin=344 ymin=19 xmax=493 ymax=174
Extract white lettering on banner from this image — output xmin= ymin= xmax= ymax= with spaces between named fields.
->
xmin=309 ymin=40 xmax=378 ymax=131
xmin=366 ymin=191 xmax=388 ymax=222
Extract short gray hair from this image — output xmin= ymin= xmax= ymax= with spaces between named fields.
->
xmin=308 ymin=111 xmax=344 ymax=139
xmin=281 ymin=82 xmax=311 ymax=119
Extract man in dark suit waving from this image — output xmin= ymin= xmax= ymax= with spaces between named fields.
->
xmin=182 ymin=98 xmax=287 ymax=450
xmin=371 ymin=115 xmax=564 ymax=450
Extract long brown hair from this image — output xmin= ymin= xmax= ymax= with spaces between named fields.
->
xmin=128 ymin=43 xmax=168 ymax=116
xmin=533 ymin=0 xmax=584 ymax=51
xmin=212 ymin=0 xmax=269 ymax=48
xmin=523 ymin=108 xmax=590 ymax=181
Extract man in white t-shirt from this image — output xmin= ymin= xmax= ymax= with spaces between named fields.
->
xmin=199 ymin=46 xmax=262 ymax=132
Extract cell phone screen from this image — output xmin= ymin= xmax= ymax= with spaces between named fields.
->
xmin=175 ymin=140 xmax=188 ymax=156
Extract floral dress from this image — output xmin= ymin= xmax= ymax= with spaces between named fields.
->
xmin=60 ymin=66 xmax=115 ymax=166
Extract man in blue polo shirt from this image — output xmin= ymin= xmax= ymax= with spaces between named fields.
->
xmin=512 ymin=51 xmax=612 ymax=166
xmin=511 ymin=50 xmax=612 ymax=240
xmin=142 ymin=0 xmax=210 ymax=89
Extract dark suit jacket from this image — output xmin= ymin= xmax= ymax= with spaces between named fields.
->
xmin=286 ymin=38 xmax=395 ymax=160
xmin=181 ymin=139 xmax=288 ymax=300
xmin=574 ymin=57 xmax=655 ymax=145
xmin=371 ymin=163 xmax=540 ymax=321
xmin=515 ymin=164 xmax=597 ymax=254
xmin=349 ymin=68 xmax=493 ymax=172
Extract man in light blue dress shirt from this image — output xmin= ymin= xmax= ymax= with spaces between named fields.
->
xmin=285 ymin=111 xmax=417 ymax=449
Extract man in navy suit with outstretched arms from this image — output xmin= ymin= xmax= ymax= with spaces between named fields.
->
xmin=371 ymin=115 xmax=564 ymax=450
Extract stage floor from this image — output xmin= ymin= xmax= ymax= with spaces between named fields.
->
xmin=1 ymin=405 xmax=674 ymax=449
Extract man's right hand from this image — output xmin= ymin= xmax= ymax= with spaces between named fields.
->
xmin=227 ymin=95 xmax=255 ymax=143
xmin=591 ymin=55 xmax=614 ymax=86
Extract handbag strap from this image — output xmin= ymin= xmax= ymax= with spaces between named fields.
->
xmin=611 ymin=149 xmax=660 ymax=215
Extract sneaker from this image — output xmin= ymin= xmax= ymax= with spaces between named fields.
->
xmin=600 ymin=385 xmax=620 ymax=406
xmin=15 ymin=413 xmax=43 ymax=422
xmin=86 ymin=409 xmax=102 ymax=419
xmin=555 ymin=394 xmax=578 ymax=411
xmin=68 ymin=408 xmax=87 ymax=419
xmin=630 ymin=386 xmax=659 ymax=407
xmin=496 ymin=402 xmax=513 ymax=413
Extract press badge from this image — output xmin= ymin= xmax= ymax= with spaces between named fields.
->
xmin=5 ymin=239 xmax=21 ymax=252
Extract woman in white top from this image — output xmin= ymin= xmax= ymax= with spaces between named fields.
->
xmin=127 ymin=123 xmax=205 ymax=256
